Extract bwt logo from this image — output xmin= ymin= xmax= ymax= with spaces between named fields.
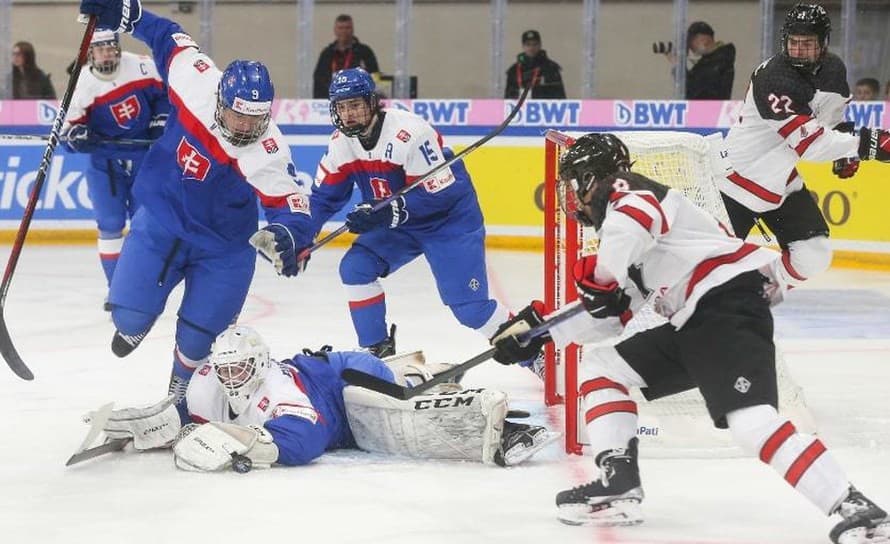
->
xmin=511 ymin=101 xmax=581 ymax=126
xmin=0 ymin=155 xmax=91 ymax=210
xmin=404 ymin=101 xmax=471 ymax=125
xmin=614 ymin=101 xmax=688 ymax=127
xmin=845 ymin=102 xmax=884 ymax=128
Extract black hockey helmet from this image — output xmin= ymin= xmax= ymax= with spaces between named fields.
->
xmin=781 ymin=3 xmax=831 ymax=71
xmin=557 ymin=133 xmax=631 ymax=229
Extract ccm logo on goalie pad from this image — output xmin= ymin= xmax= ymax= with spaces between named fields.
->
xmin=272 ymin=404 xmax=318 ymax=424
xmin=413 ymin=388 xmax=484 ymax=410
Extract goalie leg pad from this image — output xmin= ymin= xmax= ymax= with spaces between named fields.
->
xmin=100 ymin=395 xmax=182 ymax=450
xmin=344 ymin=385 xmax=508 ymax=464
xmin=172 ymin=422 xmax=279 ymax=472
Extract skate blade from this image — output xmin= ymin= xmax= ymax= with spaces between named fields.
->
xmin=502 ymin=431 xmax=562 ymax=466
xmin=557 ymin=500 xmax=644 ymax=527
xmin=837 ymin=521 xmax=890 ymax=544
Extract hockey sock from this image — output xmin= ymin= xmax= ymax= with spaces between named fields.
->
xmin=345 ymin=282 xmax=389 ymax=347
xmin=97 ymin=233 xmax=124 ymax=286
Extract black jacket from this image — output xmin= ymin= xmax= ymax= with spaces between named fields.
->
xmin=686 ymin=42 xmax=735 ymax=100
xmin=11 ymin=68 xmax=56 ymax=99
xmin=313 ymin=39 xmax=380 ymax=99
xmin=505 ymin=50 xmax=566 ymax=99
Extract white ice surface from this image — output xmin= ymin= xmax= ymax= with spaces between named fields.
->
xmin=0 ymin=246 xmax=887 ymax=544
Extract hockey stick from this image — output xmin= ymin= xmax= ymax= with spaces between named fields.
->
xmin=296 ymin=78 xmax=537 ymax=262
xmin=0 ymin=15 xmax=98 ymax=380
xmin=0 ymin=133 xmax=155 ymax=146
xmin=66 ymin=402 xmax=131 ymax=466
xmin=342 ymin=303 xmax=586 ymax=399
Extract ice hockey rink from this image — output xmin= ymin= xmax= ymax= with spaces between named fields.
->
xmin=0 ymin=244 xmax=888 ymax=544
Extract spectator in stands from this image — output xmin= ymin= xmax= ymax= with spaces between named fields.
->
xmin=885 ymin=80 xmax=890 ymax=100
xmin=853 ymin=77 xmax=880 ymax=101
xmin=505 ymin=30 xmax=566 ymax=99
xmin=312 ymin=14 xmax=380 ymax=99
xmin=11 ymin=41 xmax=56 ymax=99
xmin=659 ymin=21 xmax=735 ymax=99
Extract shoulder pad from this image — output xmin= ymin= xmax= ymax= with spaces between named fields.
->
xmin=615 ymin=171 xmax=670 ymax=200
xmin=751 ymin=56 xmax=814 ymax=120
xmin=813 ymin=53 xmax=850 ymax=96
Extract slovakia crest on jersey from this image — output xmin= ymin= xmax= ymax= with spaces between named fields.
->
xmin=258 ymin=397 xmax=270 ymax=411
xmin=176 ymin=137 xmax=211 ymax=181
xmin=109 ymin=96 xmax=141 ymax=128
xmin=396 ymin=129 xmax=411 ymax=142
xmin=262 ymin=138 xmax=279 ymax=154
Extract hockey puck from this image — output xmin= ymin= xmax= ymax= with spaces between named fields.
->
xmin=230 ymin=452 xmax=253 ymax=474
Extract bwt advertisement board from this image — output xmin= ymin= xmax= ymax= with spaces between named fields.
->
xmin=1 ymin=99 xmax=888 ymax=251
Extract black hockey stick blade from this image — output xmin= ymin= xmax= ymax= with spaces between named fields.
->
xmin=344 ymin=303 xmax=587 ymax=399
xmin=299 ymin=80 xmax=536 ymax=262
xmin=65 ymin=438 xmax=130 ymax=466
xmin=342 ymin=348 xmax=497 ymax=400
xmin=0 ymin=16 xmax=98 ymax=380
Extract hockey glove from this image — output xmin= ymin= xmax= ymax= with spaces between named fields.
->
xmin=249 ymin=223 xmax=310 ymax=277
xmin=832 ymin=157 xmax=860 ymax=179
xmin=572 ymin=256 xmax=632 ymax=321
xmin=148 ymin=113 xmax=167 ymax=140
xmin=346 ymin=197 xmax=409 ymax=234
xmin=489 ymin=301 xmax=551 ymax=365
xmin=62 ymin=124 xmax=99 ymax=153
xmin=173 ymin=422 xmax=279 ymax=472
xmin=78 ymin=0 xmax=142 ymax=33
xmin=858 ymin=127 xmax=890 ymax=162
xmin=99 ymin=394 xmax=181 ymax=450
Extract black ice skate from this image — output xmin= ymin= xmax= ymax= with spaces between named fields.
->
xmin=556 ymin=437 xmax=644 ymax=526
xmin=365 ymin=324 xmax=396 ymax=358
xmin=494 ymin=420 xmax=561 ymax=467
xmin=830 ymin=486 xmax=890 ymax=544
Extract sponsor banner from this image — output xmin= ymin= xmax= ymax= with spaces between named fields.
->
xmin=5 ymin=99 xmax=889 ymax=129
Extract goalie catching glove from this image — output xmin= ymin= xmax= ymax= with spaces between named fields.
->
xmin=489 ymin=301 xmax=551 ymax=365
xmin=98 ymin=394 xmax=181 ymax=450
xmin=172 ymin=422 xmax=280 ymax=472
xmin=572 ymin=256 xmax=632 ymax=323
xmin=249 ymin=223 xmax=309 ymax=277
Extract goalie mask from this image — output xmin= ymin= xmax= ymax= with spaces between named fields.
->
xmin=781 ymin=3 xmax=831 ymax=73
xmin=88 ymin=28 xmax=121 ymax=80
xmin=557 ymin=133 xmax=632 ymax=230
xmin=215 ymin=60 xmax=274 ymax=147
xmin=328 ymin=68 xmax=381 ymax=137
xmin=210 ymin=325 xmax=272 ymax=416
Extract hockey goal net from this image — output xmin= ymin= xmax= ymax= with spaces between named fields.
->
xmin=542 ymin=130 xmax=814 ymax=457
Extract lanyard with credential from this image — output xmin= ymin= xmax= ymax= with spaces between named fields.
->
xmin=331 ymin=48 xmax=355 ymax=74
xmin=516 ymin=65 xmax=540 ymax=95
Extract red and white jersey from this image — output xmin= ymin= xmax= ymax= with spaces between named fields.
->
xmin=721 ymin=53 xmax=857 ymax=212
xmin=186 ymin=361 xmax=320 ymax=428
xmin=549 ymin=172 xmax=779 ymax=348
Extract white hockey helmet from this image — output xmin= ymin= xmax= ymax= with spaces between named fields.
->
xmin=209 ymin=325 xmax=272 ymax=416
xmin=88 ymin=28 xmax=121 ymax=79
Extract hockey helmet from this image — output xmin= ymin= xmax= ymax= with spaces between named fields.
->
xmin=328 ymin=68 xmax=381 ymax=137
xmin=557 ymin=133 xmax=632 ymax=229
xmin=781 ymin=3 xmax=831 ymax=72
xmin=215 ymin=60 xmax=274 ymax=146
xmin=210 ymin=325 xmax=273 ymax=416
xmin=88 ymin=28 xmax=121 ymax=79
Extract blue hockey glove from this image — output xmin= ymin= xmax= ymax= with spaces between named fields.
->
xmin=78 ymin=0 xmax=142 ymax=33
xmin=148 ymin=113 xmax=167 ymax=140
xmin=62 ymin=124 xmax=99 ymax=153
xmin=248 ymin=224 xmax=310 ymax=277
xmin=345 ymin=197 xmax=409 ymax=234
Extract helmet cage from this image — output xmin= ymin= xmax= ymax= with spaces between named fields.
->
xmin=781 ymin=3 xmax=831 ymax=71
xmin=215 ymin=60 xmax=274 ymax=147
xmin=557 ymin=134 xmax=631 ymax=229
xmin=328 ymin=68 xmax=380 ymax=137
xmin=214 ymin=100 xmax=271 ymax=147
xmin=330 ymin=95 xmax=380 ymax=137
xmin=209 ymin=326 xmax=272 ymax=416
xmin=88 ymin=30 xmax=121 ymax=78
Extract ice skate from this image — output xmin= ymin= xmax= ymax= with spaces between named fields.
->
xmin=494 ymin=420 xmax=560 ymax=467
xmin=830 ymin=486 xmax=890 ymax=544
xmin=556 ymin=438 xmax=644 ymax=526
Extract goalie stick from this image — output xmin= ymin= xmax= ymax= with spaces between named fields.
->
xmin=296 ymin=76 xmax=538 ymax=263
xmin=0 ymin=133 xmax=155 ymax=146
xmin=0 ymin=16 xmax=97 ymax=380
xmin=66 ymin=402 xmax=130 ymax=467
xmin=342 ymin=303 xmax=586 ymax=399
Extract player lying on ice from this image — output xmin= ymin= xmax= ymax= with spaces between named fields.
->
xmin=90 ymin=325 xmax=560 ymax=471
xmin=489 ymin=133 xmax=888 ymax=543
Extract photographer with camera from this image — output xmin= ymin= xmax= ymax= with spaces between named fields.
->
xmin=654 ymin=21 xmax=735 ymax=100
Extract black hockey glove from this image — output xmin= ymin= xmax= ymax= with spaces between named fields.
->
xmin=489 ymin=301 xmax=551 ymax=365
xmin=832 ymin=157 xmax=859 ymax=179
xmin=858 ymin=128 xmax=890 ymax=162
xmin=572 ymin=256 xmax=632 ymax=321
xmin=346 ymin=197 xmax=409 ymax=234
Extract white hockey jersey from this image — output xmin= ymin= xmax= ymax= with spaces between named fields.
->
xmin=549 ymin=171 xmax=779 ymax=348
xmin=187 ymin=360 xmax=319 ymax=428
xmin=722 ymin=53 xmax=858 ymax=212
